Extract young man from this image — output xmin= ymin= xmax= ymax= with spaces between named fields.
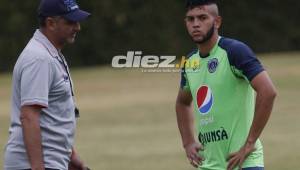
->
xmin=176 ymin=0 xmax=277 ymax=170
xmin=4 ymin=0 xmax=90 ymax=170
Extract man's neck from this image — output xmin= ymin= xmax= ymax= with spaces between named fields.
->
xmin=40 ymin=28 xmax=63 ymax=50
xmin=197 ymin=33 xmax=219 ymax=57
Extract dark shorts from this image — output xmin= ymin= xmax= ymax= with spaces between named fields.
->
xmin=242 ymin=167 xmax=264 ymax=170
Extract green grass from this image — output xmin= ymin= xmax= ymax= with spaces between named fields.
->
xmin=1 ymin=52 xmax=300 ymax=170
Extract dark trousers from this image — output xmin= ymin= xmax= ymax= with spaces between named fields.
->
xmin=242 ymin=167 xmax=264 ymax=170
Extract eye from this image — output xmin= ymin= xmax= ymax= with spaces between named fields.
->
xmin=185 ymin=16 xmax=194 ymax=22
xmin=198 ymin=15 xmax=208 ymax=21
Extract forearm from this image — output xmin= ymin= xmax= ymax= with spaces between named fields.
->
xmin=22 ymin=120 xmax=44 ymax=169
xmin=246 ymin=90 xmax=276 ymax=144
xmin=176 ymin=103 xmax=196 ymax=147
xmin=21 ymin=107 xmax=44 ymax=170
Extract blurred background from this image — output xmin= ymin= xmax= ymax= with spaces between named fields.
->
xmin=0 ymin=0 xmax=300 ymax=71
xmin=0 ymin=0 xmax=300 ymax=169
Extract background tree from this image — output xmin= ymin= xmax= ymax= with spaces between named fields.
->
xmin=0 ymin=0 xmax=299 ymax=71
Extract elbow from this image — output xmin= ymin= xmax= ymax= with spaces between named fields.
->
xmin=265 ymin=87 xmax=277 ymax=102
xmin=257 ymin=87 xmax=277 ymax=103
xmin=269 ymin=88 xmax=277 ymax=100
xmin=175 ymin=102 xmax=181 ymax=115
xmin=175 ymin=101 xmax=187 ymax=115
xmin=20 ymin=106 xmax=40 ymax=125
xmin=20 ymin=111 xmax=29 ymax=126
xmin=175 ymin=98 xmax=183 ymax=113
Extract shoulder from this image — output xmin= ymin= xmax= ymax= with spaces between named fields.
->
xmin=18 ymin=38 xmax=54 ymax=66
xmin=181 ymin=48 xmax=198 ymax=76
xmin=218 ymin=37 xmax=254 ymax=58
xmin=187 ymin=48 xmax=198 ymax=58
xmin=184 ymin=48 xmax=198 ymax=68
xmin=218 ymin=37 xmax=257 ymax=66
xmin=218 ymin=37 xmax=264 ymax=81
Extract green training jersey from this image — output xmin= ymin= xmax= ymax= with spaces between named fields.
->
xmin=180 ymin=37 xmax=265 ymax=170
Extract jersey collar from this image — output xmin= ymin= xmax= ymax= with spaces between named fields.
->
xmin=198 ymin=36 xmax=221 ymax=58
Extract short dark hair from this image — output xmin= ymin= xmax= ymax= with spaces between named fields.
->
xmin=38 ymin=15 xmax=47 ymax=27
xmin=185 ymin=0 xmax=217 ymax=9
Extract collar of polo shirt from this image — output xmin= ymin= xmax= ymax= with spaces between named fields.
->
xmin=34 ymin=29 xmax=60 ymax=57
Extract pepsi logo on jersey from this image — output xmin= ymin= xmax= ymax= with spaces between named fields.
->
xmin=196 ymin=85 xmax=213 ymax=115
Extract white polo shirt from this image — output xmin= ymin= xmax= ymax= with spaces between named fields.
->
xmin=4 ymin=29 xmax=76 ymax=170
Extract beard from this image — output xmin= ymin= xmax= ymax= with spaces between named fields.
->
xmin=192 ymin=24 xmax=215 ymax=44
xmin=66 ymin=37 xmax=76 ymax=44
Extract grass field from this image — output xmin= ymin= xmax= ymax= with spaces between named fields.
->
xmin=1 ymin=53 xmax=300 ymax=170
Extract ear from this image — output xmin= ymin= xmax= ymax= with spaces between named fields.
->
xmin=214 ymin=16 xmax=222 ymax=29
xmin=45 ymin=17 xmax=57 ymax=31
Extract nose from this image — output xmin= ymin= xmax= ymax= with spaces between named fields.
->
xmin=192 ymin=18 xmax=201 ymax=28
xmin=74 ymin=22 xmax=81 ymax=32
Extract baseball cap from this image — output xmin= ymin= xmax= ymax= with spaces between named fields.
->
xmin=185 ymin=0 xmax=217 ymax=8
xmin=38 ymin=0 xmax=91 ymax=22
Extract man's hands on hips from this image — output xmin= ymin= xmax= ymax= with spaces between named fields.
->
xmin=226 ymin=142 xmax=256 ymax=170
xmin=184 ymin=142 xmax=204 ymax=168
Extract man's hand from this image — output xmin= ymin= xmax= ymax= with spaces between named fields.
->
xmin=184 ymin=142 xmax=204 ymax=168
xmin=69 ymin=163 xmax=89 ymax=170
xmin=68 ymin=148 xmax=89 ymax=170
xmin=226 ymin=142 xmax=256 ymax=170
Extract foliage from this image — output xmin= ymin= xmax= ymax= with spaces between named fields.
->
xmin=0 ymin=0 xmax=299 ymax=71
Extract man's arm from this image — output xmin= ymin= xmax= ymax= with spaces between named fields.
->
xmin=20 ymin=105 xmax=45 ymax=170
xmin=176 ymin=89 xmax=195 ymax=147
xmin=246 ymin=71 xmax=277 ymax=145
xmin=227 ymin=71 xmax=277 ymax=170
xmin=176 ymin=89 xmax=204 ymax=168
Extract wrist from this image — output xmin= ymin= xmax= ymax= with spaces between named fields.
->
xmin=183 ymin=140 xmax=196 ymax=149
xmin=246 ymin=139 xmax=256 ymax=146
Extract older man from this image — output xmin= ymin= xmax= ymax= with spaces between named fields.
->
xmin=4 ymin=0 xmax=90 ymax=170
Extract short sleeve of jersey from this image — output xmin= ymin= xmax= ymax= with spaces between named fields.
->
xmin=219 ymin=38 xmax=264 ymax=81
xmin=180 ymin=65 xmax=190 ymax=91
xmin=20 ymin=58 xmax=53 ymax=107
